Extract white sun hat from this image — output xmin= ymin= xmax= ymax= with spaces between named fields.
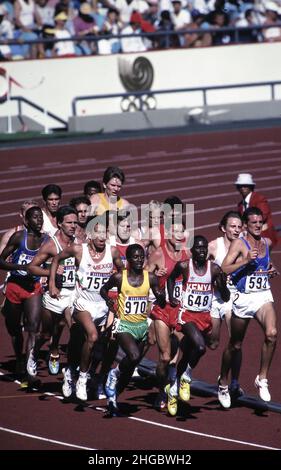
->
xmin=235 ymin=173 xmax=255 ymax=186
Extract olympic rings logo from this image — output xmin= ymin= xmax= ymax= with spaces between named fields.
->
xmin=120 ymin=94 xmax=157 ymax=112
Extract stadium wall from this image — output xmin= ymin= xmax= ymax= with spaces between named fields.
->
xmin=0 ymin=42 xmax=280 ymax=129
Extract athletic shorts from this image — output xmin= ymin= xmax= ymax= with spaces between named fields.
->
xmin=232 ymin=289 xmax=274 ymax=319
xmin=43 ymin=288 xmax=75 ymax=315
xmin=210 ymin=291 xmax=235 ymax=320
xmin=6 ymin=281 xmax=42 ymax=304
xmin=151 ymin=302 xmax=179 ymax=329
xmin=116 ymin=319 xmax=148 ymax=342
xmin=176 ymin=308 xmax=212 ymax=334
xmin=74 ymin=298 xmax=109 ymax=325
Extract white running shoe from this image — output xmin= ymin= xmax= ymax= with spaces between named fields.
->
xmin=255 ymin=375 xmax=271 ymax=402
xmin=26 ymin=349 xmax=37 ymax=377
xmin=76 ymin=375 xmax=88 ymax=401
xmin=218 ymin=384 xmax=231 ymax=409
xmin=62 ymin=368 xmax=73 ymax=398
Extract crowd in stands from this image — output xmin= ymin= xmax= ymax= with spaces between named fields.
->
xmin=0 ymin=0 xmax=281 ymax=59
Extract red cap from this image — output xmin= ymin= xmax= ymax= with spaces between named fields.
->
xmin=130 ymin=12 xmax=142 ymax=24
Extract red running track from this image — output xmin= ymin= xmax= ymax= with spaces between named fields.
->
xmin=0 ymin=127 xmax=280 ymax=452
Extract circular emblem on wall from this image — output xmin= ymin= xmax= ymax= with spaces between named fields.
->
xmin=118 ymin=56 xmax=154 ymax=92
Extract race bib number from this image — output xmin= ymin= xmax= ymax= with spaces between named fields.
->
xmin=124 ymin=296 xmax=148 ymax=315
xmin=165 ymin=280 xmax=182 ymax=301
xmin=61 ymin=257 xmax=76 ymax=288
xmin=111 ymin=317 xmax=120 ymax=335
xmin=17 ymin=253 xmax=33 ymax=276
xmin=183 ymin=293 xmax=212 ymax=312
xmin=245 ymin=273 xmax=270 ymax=293
xmin=62 ymin=266 xmax=76 ymax=287
xmin=86 ymin=272 xmax=110 ymax=291
xmin=174 ymin=280 xmax=182 ymax=299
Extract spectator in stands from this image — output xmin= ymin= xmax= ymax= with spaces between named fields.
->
xmin=235 ymin=8 xmax=263 ymax=43
xmin=98 ymin=7 xmax=123 ymax=54
xmin=191 ymin=0 xmax=216 ymax=15
xmin=110 ymin=0 xmax=150 ymax=24
xmin=51 ymin=11 xmax=76 ymax=57
xmin=14 ymin=0 xmax=44 ymax=58
xmin=35 ymin=0 xmax=55 ymax=27
xmin=120 ymin=11 xmax=148 ymax=52
xmin=73 ymin=2 xmax=99 ymax=55
xmin=155 ymin=9 xmax=180 ymax=48
xmin=54 ymin=0 xmax=76 ymax=19
xmin=235 ymin=173 xmax=279 ymax=247
xmin=206 ymin=8 xmax=234 ymax=45
xmin=0 ymin=5 xmax=13 ymax=60
xmin=142 ymin=0 xmax=159 ymax=25
xmin=184 ymin=11 xmax=211 ymax=47
xmin=262 ymin=2 xmax=281 ymax=42
xmin=171 ymin=0 xmax=192 ymax=46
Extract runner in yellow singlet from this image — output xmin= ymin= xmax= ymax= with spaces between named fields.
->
xmin=90 ymin=167 xmax=130 ymax=216
xmin=100 ymin=243 xmax=165 ymax=416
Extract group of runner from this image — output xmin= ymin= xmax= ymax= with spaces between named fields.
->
xmin=0 ymin=166 xmax=278 ymax=417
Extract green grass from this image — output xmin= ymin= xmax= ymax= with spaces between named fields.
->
xmin=0 ymin=129 xmax=104 ymax=143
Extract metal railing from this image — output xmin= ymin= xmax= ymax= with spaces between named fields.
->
xmin=1 ymin=23 xmax=281 ymax=53
xmin=72 ymin=80 xmax=281 ymax=116
xmin=11 ymin=96 xmax=68 ymax=128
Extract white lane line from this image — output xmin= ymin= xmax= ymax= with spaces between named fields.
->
xmin=0 ymin=138 xmax=279 ymax=153
xmin=1 ymin=150 xmax=281 ymax=186
xmin=0 ymin=426 xmax=96 ymax=450
xmin=0 ymin=163 xmax=281 ymax=201
xmin=129 ymin=417 xmax=280 ymax=451
xmin=0 ymin=370 xmax=280 ymax=451
xmin=1 ymin=144 xmax=281 ymax=178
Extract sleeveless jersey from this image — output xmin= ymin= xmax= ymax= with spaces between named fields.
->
xmin=51 ymin=235 xmax=76 ymax=288
xmin=160 ymin=243 xmax=187 ymax=301
xmin=182 ymin=259 xmax=213 ymax=312
xmin=11 ymin=229 xmax=44 ymax=280
xmin=76 ymin=243 xmax=113 ymax=302
xmin=231 ymin=238 xmax=270 ymax=294
xmin=213 ymin=237 xmax=235 ymax=292
xmin=118 ymin=270 xmax=150 ymax=323
xmin=95 ymin=193 xmax=124 ymax=216
xmin=109 ymin=235 xmax=136 ymax=268
xmin=42 ymin=210 xmax=58 ymax=237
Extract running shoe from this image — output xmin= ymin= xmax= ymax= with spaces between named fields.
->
xmin=48 ymin=354 xmax=60 ymax=375
xmin=255 ymin=375 xmax=271 ymax=402
xmin=165 ymin=384 xmax=178 ymax=416
xmin=26 ymin=348 xmax=37 ymax=377
xmin=62 ymin=367 xmax=73 ymax=398
xmin=179 ymin=373 xmax=191 ymax=402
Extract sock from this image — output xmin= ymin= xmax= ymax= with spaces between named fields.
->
xmin=230 ymin=379 xmax=239 ymax=389
xmin=169 ymin=379 xmax=179 ymax=397
xmin=184 ymin=364 xmax=192 ymax=381
xmin=168 ymin=364 xmax=177 ymax=383
xmin=112 ymin=365 xmax=120 ymax=379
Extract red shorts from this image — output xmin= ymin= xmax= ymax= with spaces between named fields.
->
xmin=5 ymin=282 xmax=43 ymax=304
xmin=176 ymin=308 xmax=212 ymax=334
xmin=151 ymin=303 xmax=180 ymax=329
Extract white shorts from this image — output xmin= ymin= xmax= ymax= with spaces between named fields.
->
xmin=73 ymin=298 xmax=109 ymax=325
xmin=43 ymin=288 xmax=75 ymax=315
xmin=211 ymin=291 xmax=235 ymax=320
xmin=232 ymin=289 xmax=274 ymax=319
